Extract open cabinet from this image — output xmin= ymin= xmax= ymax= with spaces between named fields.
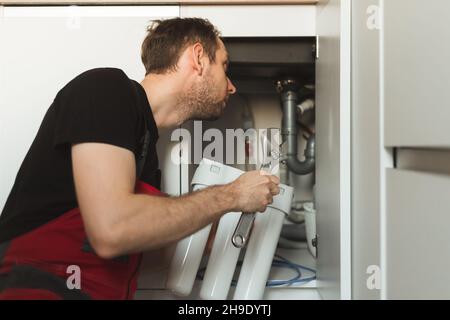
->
xmin=137 ymin=1 xmax=352 ymax=300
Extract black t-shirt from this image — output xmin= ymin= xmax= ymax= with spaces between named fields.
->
xmin=0 ymin=68 xmax=160 ymax=244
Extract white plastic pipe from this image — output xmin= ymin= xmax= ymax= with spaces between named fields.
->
xmin=233 ymin=184 xmax=293 ymax=300
xmin=297 ymin=98 xmax=315 ymax=115
xmin=166 ymin=159 xmax=243 ymax=296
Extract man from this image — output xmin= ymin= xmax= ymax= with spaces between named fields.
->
xmin=0 ymin=18 xmax=279 ymax=299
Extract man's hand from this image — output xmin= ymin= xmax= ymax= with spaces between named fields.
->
xmin=227 ymin=171 xmax=280 ymax=213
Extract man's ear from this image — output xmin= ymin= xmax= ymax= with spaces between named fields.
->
xmin=192 ymin=42 xmax=205 ymax=76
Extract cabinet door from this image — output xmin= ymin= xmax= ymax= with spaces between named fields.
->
xmin=351 ymin=0 xmax=381 ymax=300
xmin=386 ymin=169 xmax=450 ymax=299
xmin=180 ymin=4 xmax=316 ymax=37
xmin=383 ymin=0 xmax=450 ymax=147
xmin=0 ymin=5 xmax=179 ymax=210
xmin=382 ymin=0 xmax=450 ymax=299
xmin=315 ymin=0 xmax=352 ymax=300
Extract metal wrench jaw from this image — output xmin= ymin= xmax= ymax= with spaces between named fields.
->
xmin=232 ymin=212 xmax=256 ymax=248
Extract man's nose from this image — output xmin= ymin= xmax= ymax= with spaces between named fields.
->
xmin=227 ymin=77 xmax=237 ymax=95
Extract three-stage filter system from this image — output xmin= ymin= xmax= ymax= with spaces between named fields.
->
xmin=166 ymin=158 xmax=294 ymax=300
xmin=166 ymin=79 xmax=315 ymax=300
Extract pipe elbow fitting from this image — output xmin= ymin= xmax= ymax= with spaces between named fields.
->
xmin=286 ymin=135 xmax=315 ymax=175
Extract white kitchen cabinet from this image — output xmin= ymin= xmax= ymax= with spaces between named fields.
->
xmin=315 ymin=0 xmax=351 ymax=300
xmin=179 ymin=4 xmax=316 ymax=37
xmin=383 ymin=0 xmax=450 ymax=148
xmin=157 ymin=0 xmax=351 ymax=301
xmin=351 ymin=0 xmax=382 ymax=300
xmin=380 ymin=0 xmax=450 ymax=299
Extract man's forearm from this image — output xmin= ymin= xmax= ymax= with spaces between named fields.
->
xmin=103 ymin=184 xmax=236 ymax=258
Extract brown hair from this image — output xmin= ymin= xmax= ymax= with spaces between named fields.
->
xmin=141 ymin=17 xmax=221 ymax=75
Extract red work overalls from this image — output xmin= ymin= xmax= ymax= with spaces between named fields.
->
xmin=0 ymin=181 xmax=163 ymax=300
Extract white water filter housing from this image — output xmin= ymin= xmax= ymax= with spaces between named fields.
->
xmin=167 ymin=158 xmax=294 ymax=299
xmin=165 ymin=183 xmax=211 ymax=296
xmin=199 ymin=211 xmax=242 ymax=300
xmin=233 ymin=184 xmax=293 ymax=300
xmin=166 ymin=159 xmax=243 ymax=296
xmin=201 ymin=183 xmax=293 ymax=300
